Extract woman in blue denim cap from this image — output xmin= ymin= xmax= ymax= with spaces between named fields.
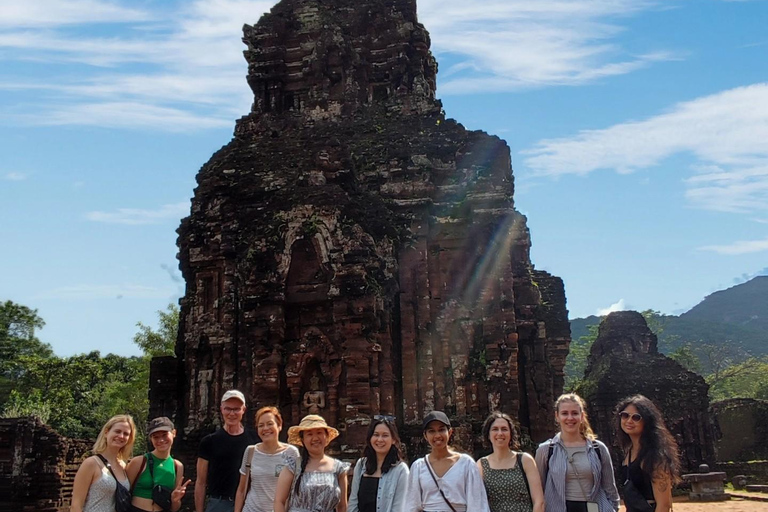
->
xmin=348 ymin=415 xmax=409 ymax=512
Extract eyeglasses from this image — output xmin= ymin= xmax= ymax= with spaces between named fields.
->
xmin=223 ymin=406 xmax=243 ymax=413
xmin=374 ymin=414 xmax=396 ymax=423
xmin=619 ymin=411 xmax=642 ymax=422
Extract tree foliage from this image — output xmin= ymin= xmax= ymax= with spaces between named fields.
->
xmin=0 ymin=300 xmax=179 ymax=450
xmin=564 ymin=324 xmax=598 ymax=391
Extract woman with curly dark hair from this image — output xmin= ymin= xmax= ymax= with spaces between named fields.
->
xmin=615 ymin=395 xmax=680 ymax=512
xmin=477 ymin=412 xmax=544 ymax=512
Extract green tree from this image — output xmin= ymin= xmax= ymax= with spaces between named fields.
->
xmin=0 ymin=300 xmax=53 ymax=403
xmin=564 ymin=324 xmax=598 ymax=390
xmin=133 ymin=303 xmax=179 ymax=357
xmin=707 ymin=356 xmax=768 ymax=401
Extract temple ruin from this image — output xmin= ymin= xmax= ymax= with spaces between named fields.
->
xmin=577 ymin=311 xmax=716 ymax=471
xmin=154 ymin=0 xmax=571 ymax=459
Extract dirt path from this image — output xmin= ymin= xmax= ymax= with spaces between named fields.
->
xmin=633 ymin=496 xmax=768 ymax=511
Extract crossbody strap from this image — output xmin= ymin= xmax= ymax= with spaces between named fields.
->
xmin=424 ymin=457 xmax=458 ymax=512
xmin=244 ymin=446 xmax=256 ymax=490
xmin=566 ymin=451 xmax=591 ymax=502
xmin=96 ymin=454 xmax=122 ymax=483
xmin=516 ymin=452 xmax=533 ymax=505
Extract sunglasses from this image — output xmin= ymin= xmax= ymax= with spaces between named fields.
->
xmin=374 ymin=414 xmax=396 ymax=423
xmin=619 ymin=411 xmax=643 ymax=422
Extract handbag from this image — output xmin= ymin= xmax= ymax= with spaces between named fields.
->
xmin=424 ymin=457 xmax=458 ymax=512
xmin=96 ymin=454 xmax=132 ymax=512
xmin=622 ymin=447 xmax=655 ymax=512
xmin=147 ymin=453 xmax=174 ymax=512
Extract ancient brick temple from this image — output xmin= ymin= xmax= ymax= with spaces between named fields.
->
xmin=577 ymin=311 xmax=716 ymax=471
xmin=159 ymin=0 xmax=570 ymax=457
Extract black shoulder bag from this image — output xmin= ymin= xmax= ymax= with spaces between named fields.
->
xmin=147 ymin=453 xmax=175 ymax=512
xmin=622 ymin=448 xmax=655 ymax=512
xmin=425 ymin=457 xmax=458 ymax=512
xmin=96 ymin=454 xmax=132 ymax=512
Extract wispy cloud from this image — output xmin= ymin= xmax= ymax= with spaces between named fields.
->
xmin=86 ymin=202 xmax=189 ymax=225
xmin=0 ymin=0 xmax=150 ymax=28
xmin=523 ymin=83 xmax=768 ymax=214
xmin=699 ymin=237 xmax=768 ymax=255
xmin=0 ymin=0 xmax=684 ymax=129
xmin=3 ymin=172 xmax=27 ymax=181
xmin=418 ymin=0 xmax=678 ymax=94
xmin=597 ymin=298 xmax=628 ymax=316
xmin=35 ymin=284 xmax=177 ymax=300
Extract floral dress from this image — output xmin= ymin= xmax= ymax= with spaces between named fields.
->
xmin=287 ymin=456 xmax=350 ymax=512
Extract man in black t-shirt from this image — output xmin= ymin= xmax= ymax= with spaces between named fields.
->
xmin=195 ymin=389 xmax=258 ymax=512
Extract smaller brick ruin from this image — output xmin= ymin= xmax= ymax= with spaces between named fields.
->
xmin=577 ymin=311 xmax=716 ymax=471
xmin=0 ymin=417 xmax=90 ymax=512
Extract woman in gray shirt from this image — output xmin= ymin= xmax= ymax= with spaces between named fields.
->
xmin=348 ymin=416 xmax=409 ymax=512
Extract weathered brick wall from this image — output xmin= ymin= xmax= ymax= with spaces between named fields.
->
xmin=711 ymin=398 xmax=768 ymax=462
xmin=0 ymin=417 xmax=90 ymax=512
xmin=170 ymin=0 xmax=570 ymax=469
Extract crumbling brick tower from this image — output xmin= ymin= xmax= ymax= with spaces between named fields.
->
xmin=163 ymin=0 xmax=571 ymax=457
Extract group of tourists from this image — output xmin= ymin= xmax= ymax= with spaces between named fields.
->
xmin=71 ymin=391 xmax=680 ymax=512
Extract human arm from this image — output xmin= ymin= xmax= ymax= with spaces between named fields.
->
xmin=273 ymin=465 xmax=295 ymax=512
xmin=70 ymin=456 xmax=97 ymax=512
xmin=347 ymin=459 xmax=363 ymax=512
xmin=404 ymin=459 xmax=423 ymax=512
xmin=194 ymin=457 xmax=208 ymax=512
xmin=336 ymin=463 xmax=349 ymax=512
xmin=596 ymin=442 xmax=620 ymax=511
xmin=651 ymin=469 xmax=673 ymax=512
xmin=534 ymin=442 xmax=549 ymax=490
xmin=171 ymin=460 xmax=191 ymax=512
xmin=476 ymin=457 xmax=484 ymax=479
xmin=521 ymin=453 xmax=545 ymax=512
xmin=462 ymin=455 xmax=490 ymax=512
xmin=389 ymin=462 xmax=410 ymax=512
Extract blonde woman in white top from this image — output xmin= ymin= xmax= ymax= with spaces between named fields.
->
xmin=235 ymin=406 xmax=299 ymax=512
xmin=71 ymin=415 xmax=135 ymax=512
xmin=405 ymin=411 xmax=490 ymax=512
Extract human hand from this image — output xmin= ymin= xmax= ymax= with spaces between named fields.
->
xmin=172 ymin=479 xmax=192 ymax=503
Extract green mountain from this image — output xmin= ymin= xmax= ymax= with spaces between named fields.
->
xmin=569 ymin=276 xmax=768 ymax=357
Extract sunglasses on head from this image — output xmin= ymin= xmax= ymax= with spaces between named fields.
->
xmin=374 ymin=414 xmax=396 ymax=423
xmin=619 ymin=411 xmax=643 ymax=422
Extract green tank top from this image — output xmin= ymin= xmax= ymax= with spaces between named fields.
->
xmin=133 ymin=453 xmax=177 ymax=499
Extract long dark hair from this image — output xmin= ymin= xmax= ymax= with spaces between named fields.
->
xmin=614 ymin=395 xmax=680 ymax=483
xmin=481 ymin=411 xmax=520 ymax=450
xmin=362 ymin=418 xmax=404 ymax=475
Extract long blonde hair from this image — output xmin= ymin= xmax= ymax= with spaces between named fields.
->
xmin=92 ymin=415 xmax=136 ymax=461
xmin=555 ymin=393 xmax=596 ymax=440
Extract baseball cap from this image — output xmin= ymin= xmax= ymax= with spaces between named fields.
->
xmin=147 ymin=417 xmax=174 ymax=436
xmin=422 ymin=410 xmax=451 ymax=431
xmin=221 ymin=390 xmax=246 ymax=405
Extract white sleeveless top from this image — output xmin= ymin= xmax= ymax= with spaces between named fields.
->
xmin=83 ymin=461 xmax=130 ymax=512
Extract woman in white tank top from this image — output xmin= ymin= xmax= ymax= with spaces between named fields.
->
xmin=71 ymin=415 xmax=136 ymax=512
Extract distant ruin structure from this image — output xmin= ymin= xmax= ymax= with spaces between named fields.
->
xmin=155 ymin=0 xmax=571 ymax=459
xmin=578 ymin=311 xmax=716 ymax=471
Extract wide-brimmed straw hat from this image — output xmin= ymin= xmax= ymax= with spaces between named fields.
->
xmin=287 ymin=414 xmax=340 ymax=445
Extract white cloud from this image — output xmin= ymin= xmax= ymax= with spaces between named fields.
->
xmin=0 ymin=0 xmax=680 ymax=130
xmin=3 ymin=172 xmax=27 ymax=181
xmin=85 ymin=201 xmax=189 ymax=225
xmin=523 ymin=83 xmax=768 ymax=214
xmin=418 ymin=0 xmax=677 ymax=94
xmin=597 ymin=298 xmax=627 ymax=316
xmin=35 ymin=284 xmax=176 ymax=300
xmin=699 ymin=237 xmax=768 ymax=255
xmin=0 ymin=0 xmax=150 ymax=27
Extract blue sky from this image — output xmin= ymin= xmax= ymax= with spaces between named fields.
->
xmin=2 ymin=0 xmax=767 ymax=357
